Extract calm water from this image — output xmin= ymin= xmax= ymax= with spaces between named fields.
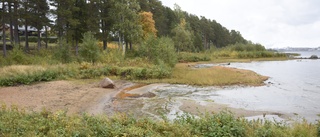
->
xmin=156 ymin=51 xmax=319 ymax=122
xmin=126 ymin=51 xmax=320 ymax=122
xmin=287 ymin=50 xmax=320 ymax=58
xmin=211 ymin=51 xmax=320 ymax=122
xmin=215 ymin=60 xmax=320 ymax=121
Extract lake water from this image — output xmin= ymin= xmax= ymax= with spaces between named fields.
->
xmin=206 ymin=51 xmax=320 ymax=122
xmin=153 ymin=51 xmax=319 ymax=122
xmin=217 ymin=60 xmax=319 ymax=121
xmin=122 ymin=51 xmax=320 ymax=122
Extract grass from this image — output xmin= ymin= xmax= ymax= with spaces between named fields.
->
xmin=0 ymin=106 xmax=318 ymax=137
xmin=0 ymin=43 xmax=288 ymax=87
xmin=0 ymin=65 xmax=46 ymax=77
xmin=137 ymin=63 xmax=268 ymax=86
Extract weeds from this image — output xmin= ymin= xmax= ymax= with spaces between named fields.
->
xmin=0 ymin=107 xmax=318 ymax=137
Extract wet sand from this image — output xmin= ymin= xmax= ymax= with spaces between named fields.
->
xmin=179 ymin=99 xmax=289 ymax=119
xmin=0 ymin=80 xmax=133 ymax=115
xmin=0 ymin=80 xmax=291 ymax=121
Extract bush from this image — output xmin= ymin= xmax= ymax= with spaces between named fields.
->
xmin=4 ymin=48 xmax=32 ymax=65
xmin=0 ymin=69 xmax=58 ymax=86
xmin=79 ymin=31 xmax=101 ymax=64
xmin=0 ymin=108 xmax=317 ymax=137
xmin=138 ymin=36 xmax=177 ymax=68
xmin=53 ymin=39 xmax=73 ymax=63
xmin=19 ymin=36 xmax=58 ymax=43
xmin=228 ymin=43 xmax=266 ymax=52
xmin=178 ymin=52 xmax=211 ymax=62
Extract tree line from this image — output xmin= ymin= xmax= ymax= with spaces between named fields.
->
xmin=1 ymin=0 xmax=253 ymax=57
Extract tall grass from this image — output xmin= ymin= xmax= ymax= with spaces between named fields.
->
xmin=138 ymin=63 xmax=268 ymax=86
xmin=0 ymin=106 xmax=318 ymax=137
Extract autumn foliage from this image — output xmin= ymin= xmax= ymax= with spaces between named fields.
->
xmin=139 ymin=11 xmax=158 ymax=39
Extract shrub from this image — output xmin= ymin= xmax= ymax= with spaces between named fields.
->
xmin=79 ymin=31 xmax=101 ymax=64
xmin=138 ymin=36 xmax=177 ymax=68
xmin=0 ymin=69 xmax=58 ymax=86
xmin=0 ymin=107 xmax=318 ymax=136
xmin=178 ymin=52 xmax=210 ymax=62
xmin=53 ymin=39 xmax=73 ymax=63
xmin=19 ymin=36 xmax=58 ymax=43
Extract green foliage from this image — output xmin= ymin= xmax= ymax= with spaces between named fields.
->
xmin=228 ymin=43 xmax=266 ymax=52
xmin=138 ymin=36 xmax=177 ymax=68
xmin=208 ymin=43 xmax=287 ymax=59
xmin=178 ymin=52 xmax=211 ymax=62
xmin=0 ymin=107 xmax=318 ymax=136
xmin=19 ymin=36 xmax=58 ymax=43
xmin=79 ymin=31 xmax=101 ymax=64
xmin=0 ymin=69 xmax=58 ymax=86
xmin=175 ymin=111 xmax=246 ymax=136
xmin=78 ymin=64 xmax=171 ymax=80
xmin=171 ymin=19 xmax=194 ymax=52
xmin=5 ymin=48 xmax=32 ymax=65
xmin=53 ymin=39 xmax=73 ymax=63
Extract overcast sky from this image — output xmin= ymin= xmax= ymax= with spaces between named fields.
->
xmin=160 ymin=0 xmax=320 ymax=48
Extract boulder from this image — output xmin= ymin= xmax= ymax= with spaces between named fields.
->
xmin=310 ymin=55 xmax=318 ymax=59
xmin=99 ymin=78 xmax=115 ymax=88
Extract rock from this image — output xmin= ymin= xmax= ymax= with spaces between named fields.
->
xmin=99 ymin=78 xmax=115 ymax=88
xmin=310 ymin=55 xmax=318 ymax=59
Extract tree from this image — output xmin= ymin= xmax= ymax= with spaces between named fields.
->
xmin=110 ymin=0 xmax=142 ymax=54
xmin=8 ymin=0 xmax=13 ymax=45
xmin=28 ymin=0 xmax=50 ymax=50
xmin=1 ymin=0 xmax=7 ymax=57
xmin=79 ymin=31 xmax=100 ymax=64
xmin=49 ymin=0 xmax=77 ymax=45
xmin=98 ymin=0 xmax=113 ymax=50
xmin=21 ymin=0 xmax=30 ymax=52
xmin=71 ymin=0 xmax=86 ymax=55
xmin=12 ymin=0 xmax=19 ymax=45
xmin=139 ymin=11 xmax=157 ymax=39
xmin=230 ymin=30 xmax=246 ymax=45
xmin=172 ymin=19 xmax=194 ymax=52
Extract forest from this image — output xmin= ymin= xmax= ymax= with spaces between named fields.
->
xmin=1 ymin=0 xmax=257 ymax=55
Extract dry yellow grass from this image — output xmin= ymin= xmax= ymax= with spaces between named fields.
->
xmin=138 ymin=63 xmax=268 ymax=86
xmin=98 ymin=42 xmax=119 ymax=49
xmin=0 ymin=65 xmax=46 ymax=77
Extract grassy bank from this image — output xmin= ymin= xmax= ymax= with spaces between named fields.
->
xmin=0 ymin=106 xmax=318 ymax=137
xmin=0 ymin=41 xmax=288 ymax=87
xmin=137 ymin=63 xmax=268 ymax=86
xmin=0 ymin=51 xmax=282 ymax=87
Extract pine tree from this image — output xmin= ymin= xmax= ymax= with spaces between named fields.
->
xmin=29 ymin=0 xmax=50 ymax=50
xmin=2 ymin=0 xmax=8 ymax=57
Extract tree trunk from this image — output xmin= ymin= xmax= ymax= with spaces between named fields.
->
xmin=45 ymin=26 xmax=48 ymax=48
xmin=125 ymin=41 xmax=128 ymax=50
xmin=8 ymin=2 xmax=13 ymax=45
xmin=13 ymin=0 xmax=19 ymax=45
xmin=101 ymin=21 xmax=107 ymax=50
xmin=2 ymin=1 xmax=7 ymax=57
xmin=103 ymin=40 xmax=107 ymax=51
xmin=122 ymin=35 xmax=125 ymax=56
xmin=37 ymin=29 xmax=41 ymax=50
xmin=129 ymin=42 xmax=132 ymax=50
xmin=25 ymin=20 xmax=29 ymax=52
xmin=75 ymin=39 xmax=79 ymax=56
xmin=118 ymin=34 xmax=121 ymax=50
xmin=2 ymin=24 xmax=7 ymax=57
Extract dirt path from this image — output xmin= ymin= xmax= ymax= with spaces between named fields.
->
xmin=0 ymin=80 xmax=132 ymax=115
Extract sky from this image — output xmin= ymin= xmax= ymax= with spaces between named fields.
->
xmin=160 ymin=0 xmax=320 ymax=48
